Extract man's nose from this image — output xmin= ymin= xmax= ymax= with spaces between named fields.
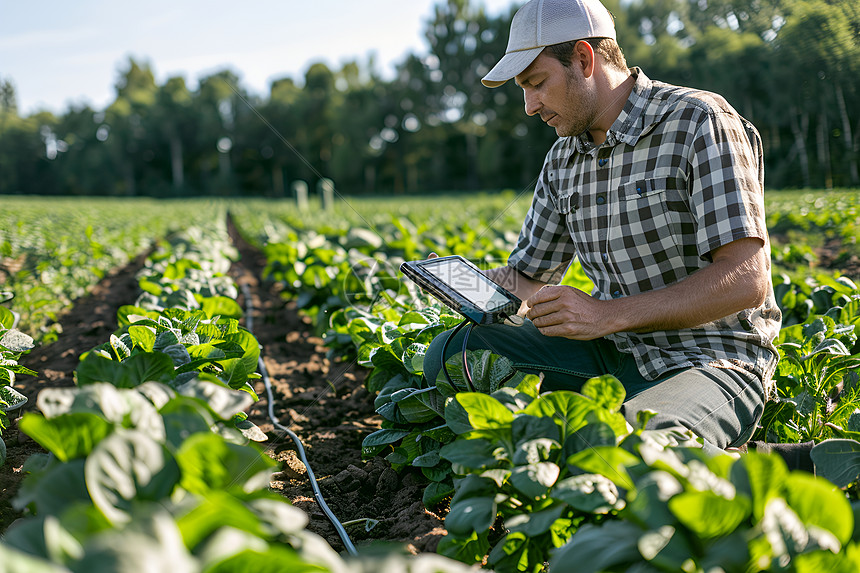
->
xmin=524 ymin=90 xmax=540 ymax=116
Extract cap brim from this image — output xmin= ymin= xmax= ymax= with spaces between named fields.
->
xmin=481 ymin=47 xmax=544 ymax=88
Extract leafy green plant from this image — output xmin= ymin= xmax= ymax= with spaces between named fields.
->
xmin=75 ymin=307 xmax=262 ymax=424
xmin=437 ymin=373 xmax=860 ymax=572
xmin=5 ymin=376 xmax=474 ymax=572
xmin=757 ymin=282 xmax=860 ymax=444
xmin=134 ymin=223 xmax=242 ymax=318
xmin=0 ymin=305 xmax=35 ymax=461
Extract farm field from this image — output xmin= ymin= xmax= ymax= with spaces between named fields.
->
xmin=3 ymin=189 xmax=860 ymax=570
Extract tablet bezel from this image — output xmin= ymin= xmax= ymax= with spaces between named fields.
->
xmin=400 ymin=255 xmax=522 ymax=324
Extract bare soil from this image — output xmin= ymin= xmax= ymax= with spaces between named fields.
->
xmin=2 ymin=227 xmax=445 ymax=554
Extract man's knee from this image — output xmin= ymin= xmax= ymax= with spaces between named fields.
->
xmin=619 ymin=367 xmax=764 ymax=450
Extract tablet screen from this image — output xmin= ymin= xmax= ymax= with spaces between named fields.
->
xmin=420 ymin=258 xmax=513 ymax=312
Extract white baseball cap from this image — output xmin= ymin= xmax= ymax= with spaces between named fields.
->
xmin=481 ymin=0 xmax=617 ymax=88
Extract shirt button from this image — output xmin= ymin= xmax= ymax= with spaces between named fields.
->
xmin=596 ymin=193 xmax=606 ymax=205
xmin=602 ymin=253 xmax=609 ymax=262
xmin=598 ymin=158 xmax=608 ymax=167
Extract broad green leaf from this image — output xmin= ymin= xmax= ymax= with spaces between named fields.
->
xmin=202 ymin=546 xmax=328 ymax=573
xmin=175 ymin=378 xmax=254 ymax=421
xmin=505 ymin=505 xmax=565 ymax=536
xmin=760 ymin=497 xmax=814 ymax=560
xmin=487 ymin=532 xmax=532 ymax=572
xmin=516 ymin=373 xmax=543 ymax=399
xmin=637 ymin=524 xmax=696 ymax=571
xmin=440 ymin=438 xmax=499 ymax=469
xmin=415 ymin=386 xmax=447 ymax=417
xmin=490 ymin=386 xmax=533 ymax=412
xmin=512 ymin=414 xmax=561 ymax=446
xmin=784 ymin=471 xmax=853 ymax=544
xmin=810 ymin=439 xmax=860 ymax=488
xmin=443 ymin=396 xmax=472 ymax=434
xmin=217 ymin=329 xmax=260 ymax=388
xmin=395 ymin=391 xmax=440 ymax=424
xmin=668 ymin=490 xmax=751 ymax=539
xmin=139 ymin=279 xmax=164 ymax=296
xmin=165 ymin=343 xmax=196 ymax=367
xmin=563 ymin=422 xmax=617 ymax=458
xmin=365 ymin=366 xmax=404 ymax=395
xmin=177 ymin=432 xmax=275 ymax=495
xmin=85 ymin=429 xmax=180 ymax=524
xmin=512 ymin=438 xmax=560 ymax=466
xmin=373 ymin=373 xmax=413 ymax=409
xmin=19 ymin=412 xmax=114 ymax=462
xmin=176 ymin=491 xmax=270 ymax=549
xmin=161 ymin=403 xmax=215 ymax=450
xmin=0 ymin=329 xmax=34 ymax=352
xmin=436 ymin=530 xmax=491 ymax=567
xmin=581 ymin=375 xmax=626 ymax=412
xmin=128 ymin=325 xmax=156 ymax=352
xmin=524 ymin=391 xmax=597 ymax=438
xmin=74 ymin=510 xmax=197 ymax=573
xmin=0 ymin=307 xmax=14 ymax=329
xmin=794 ymin=543 xmax=860 ymax=573
xmin=464 ymin=350 xmax=518 ymax=394
xmin=0 ymin=514 xmax=84 ymax=566
xmin=109 ymin=334 xmax=132 ymax=361
xmin=454 ymin=393 xmax=514 ymax=430
xmin=402 ymin=342 xmax=426 ymax=375
xmin=446 ymin=495 xmax=497 ymax=537
xmin=626 ymin=470 xmax=683 ymax=529
xmin=0 ymin=541 xmax=72 ymax=573
xmin=201 ymin=295 xmax=243 ymax=319
xmin=549 ymin=522 xmax=642 ymax=573
xmin=117 ymin=352 xmax=176 ymax=387
xmin=423 ymin=481 xmax=455 ymax=508
xmin=567 ymin=446 xmax=638 ymax=491
xmin=510 ymin=462 xmax=560 ymax=498
xmin=412 ymin=449 xmax=441 ymax=468
xmin=12 ymin=458 xmax=90 ymax=516
xmin=699 ymin=531 xmax=752 ymax=572
xmin=362 ymin=428 xmax=410 ymax=449
xmin=552 ymin=474 xmax=622 ymax=514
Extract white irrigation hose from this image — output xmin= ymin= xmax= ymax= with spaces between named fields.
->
xmin=240 ymin=283 xmax=358 ymax=556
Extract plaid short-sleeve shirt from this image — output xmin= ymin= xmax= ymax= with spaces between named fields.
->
xmin=508 ymin=68 xmax=782 ymax=391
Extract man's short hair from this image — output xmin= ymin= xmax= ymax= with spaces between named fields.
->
xmin=546 ymin=38 xmax=628 ymax=72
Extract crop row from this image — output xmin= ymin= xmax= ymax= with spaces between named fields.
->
xmin=2 ymin=213 xmax=471 ymax=572
xmin=231 ymin=191 xmax=860 ymax=571
xmin=0 ymin=198 xmax=223 ymax=343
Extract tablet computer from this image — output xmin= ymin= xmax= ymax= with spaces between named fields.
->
xmin=400 ymin=255 xmax=522 ymax=325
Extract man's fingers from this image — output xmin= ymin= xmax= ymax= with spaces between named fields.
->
xmin=527 ymin=285 xmax=562 ymax=306
xmin=530 ymin=310 xmax=564 ymax=327
xmin=428 ymin=252 xmax=439 ymax=259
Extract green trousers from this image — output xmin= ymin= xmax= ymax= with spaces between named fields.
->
xmin=423 ymin=319 xmax=766 ymax=450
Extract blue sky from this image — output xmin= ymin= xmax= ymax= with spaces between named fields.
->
xmin=0 ymin=0 xmax=518 ymax=116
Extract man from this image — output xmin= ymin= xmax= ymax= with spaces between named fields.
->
xmin=423 ymin=0 xmax=782 ymax=452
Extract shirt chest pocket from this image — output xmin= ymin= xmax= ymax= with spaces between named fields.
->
xmin=605 ymin=179 xmax=692 ymax=291
xmin=554 ymin=191 xmax=593 ymax=254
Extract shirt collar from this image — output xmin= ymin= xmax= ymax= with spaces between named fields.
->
xmin=572 ymin=67 xmax=654 ymax=154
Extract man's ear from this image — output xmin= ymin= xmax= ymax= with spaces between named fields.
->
xmin=574 ymin=40 xmax=596 ymax=79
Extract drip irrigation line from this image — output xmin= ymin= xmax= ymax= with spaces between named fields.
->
xmin=240 ymin=282 xmax=358 ymax=556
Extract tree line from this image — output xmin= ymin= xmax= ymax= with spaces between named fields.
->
xmin=0 ymin=0 xmax=857 ymax=198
